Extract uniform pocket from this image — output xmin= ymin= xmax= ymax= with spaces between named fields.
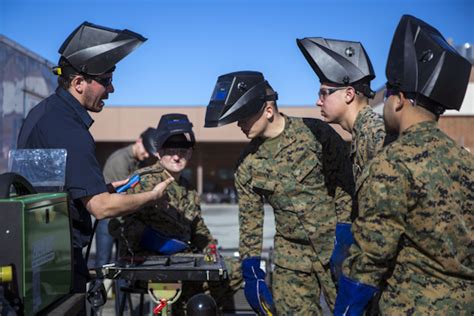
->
xmin=292 ymin=147 xmax=320 ymax=184
xmin=251 ymin=172 xmax=277 ymax=197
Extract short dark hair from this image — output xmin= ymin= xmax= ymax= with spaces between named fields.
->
xmin=56 ymin=58 xmax=77 ymax=89
xmin=56 ymin=57 xmax=97 ymax=90
xmin=57 ymin=74 xmax=94 ymax=90
xmin=57 ymin=74 xmax=74 ymax=90
xmin=265 ymin=82 xmax=278 ymax=110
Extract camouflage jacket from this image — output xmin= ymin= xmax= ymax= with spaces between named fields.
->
xmin=345 ymin=121 xmax=474 ymax=313
xmin=351 ymin=106 xmax=386 ymax=186
xmin=235 ymin=115 xmax=353 ymax=272
xmin=110 ymin=163 xmax=215 ymax=257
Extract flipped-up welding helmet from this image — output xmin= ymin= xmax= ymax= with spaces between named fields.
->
xmin=386 ymin=15 xmax=471 ymax=114
xmin=204 ymin=71 xmax=278 ymax=127
xmin=53 ymin=21 xmax=147 ymax=77
xmin=297 ymin=37 xmax=375 ymax=98
xmin=140 ymin=127 xmax=158 ymax=156
xmin=156 ymin=114 xmax=196 ymax=150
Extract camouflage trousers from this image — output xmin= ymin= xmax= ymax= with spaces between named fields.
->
xmin=272 ymin=261 xmax=336 ymax=315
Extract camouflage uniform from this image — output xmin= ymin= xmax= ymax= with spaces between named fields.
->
xmin=235 ymin=115 xmax=353 ymax=314
xmin=350 ymin=105 xmax=386 ymax=186
xmin=110 ymin=163 xmax=214 ymax=257
xmin=109 ymin=163 xmax=216 ymax=315
xmin=344 ymin=121 xmax=474 ymax=314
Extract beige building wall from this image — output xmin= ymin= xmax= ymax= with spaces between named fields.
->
xmin=90 ymin=106 xmax=351 ymax=142
xmin=90 ymin=71 xmax=474 ymax=195
xmin=90 ymin=107 xmax=351 ymax=195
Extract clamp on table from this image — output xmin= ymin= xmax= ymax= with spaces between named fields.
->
xmin=148 ymin=283 xmax=182 ymax=315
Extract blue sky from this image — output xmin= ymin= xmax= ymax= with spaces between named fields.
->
xmin=1 ymin=0 xmax=472 ymax=106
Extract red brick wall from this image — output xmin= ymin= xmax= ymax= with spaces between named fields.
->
xmin=439 ymin=116 xmax=474 ymax=153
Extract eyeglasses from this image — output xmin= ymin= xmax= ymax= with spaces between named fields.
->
xmin=93 ymin=76 xmax=113 ymax=88
xmin=318 ymin=87 xmax=346 ymax=100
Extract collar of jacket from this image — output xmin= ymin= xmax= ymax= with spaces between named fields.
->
xmin=400 ymin=120 xmax=438 ymax=138
xmin=352 ymin=105 xmax=373 ymax=138
xmin=255 ymin=113 xmax=297 ymax=159
xmin=56 ymin=87 xmax=94 ymax=129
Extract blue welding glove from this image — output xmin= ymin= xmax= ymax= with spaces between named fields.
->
xmin=242 ymin=257 xmax=275 ymax=315
xmin=116 ymin=174 xmax=140 ymax=193
xmin=334 ymin=274 xmax=378 ymax=316
xmin=140 ymin=226 xmax=189 ymax=255
xmin=330 ymin=223 xmax=355 ymax=282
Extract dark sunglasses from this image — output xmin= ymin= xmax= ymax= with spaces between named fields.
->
xmin=93 ymin=76 xmax=113 ymax=88
xmin=318 ymin=87 xmax=346 ymax=99
xmin=160 ymin=147 xmax=192 ymax=156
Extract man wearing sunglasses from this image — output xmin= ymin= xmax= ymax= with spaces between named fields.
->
xmin=16 ymin=22 xmax=173 ymax=305
xmin=109 ymin=114 xmax=219 ymax=314
xmin=297 ymin=37 xmax=390 ymax=287
xmin=334 ymin=15 xmax=473 ymax=315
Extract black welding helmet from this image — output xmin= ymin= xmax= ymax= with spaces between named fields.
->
xmin=156 ymin=114 xmax=195 ymax=150
xmin=297 ymin=37 xmax=376 ymax=98
xmin=53 ymin=21 xmax=147 ymax=77
xmin=386 ymin=15 xmax=471 ymax=113
xmin=140 ymin=127 xmax=158 ymax=156
xmin=204 ymin=71 xmax=278 ymax=127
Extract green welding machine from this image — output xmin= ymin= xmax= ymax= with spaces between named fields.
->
xmin=0 ymin=172 xmax=73 ymax=315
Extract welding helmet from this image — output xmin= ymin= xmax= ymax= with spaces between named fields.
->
xmin=53 ymin=21 xmax=147 ymax=77
xmin=140 ymin=128 xmax=158 ymax=156
xmin=156 ymin=114 xmax=195 ymax=150
xmin=204 ymin=71 xmax=278 ymax=127
xmin=297 ymin=37 xmax=375 ymax=98
xmin=386 ymin=15 xmax=471 ymax=114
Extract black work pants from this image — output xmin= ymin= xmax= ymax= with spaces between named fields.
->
xmin=73 ymin=248 xmax=90 ymax=316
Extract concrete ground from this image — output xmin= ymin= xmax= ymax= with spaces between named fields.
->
xmin=87 ymin=204 xmax=329 ymax=315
